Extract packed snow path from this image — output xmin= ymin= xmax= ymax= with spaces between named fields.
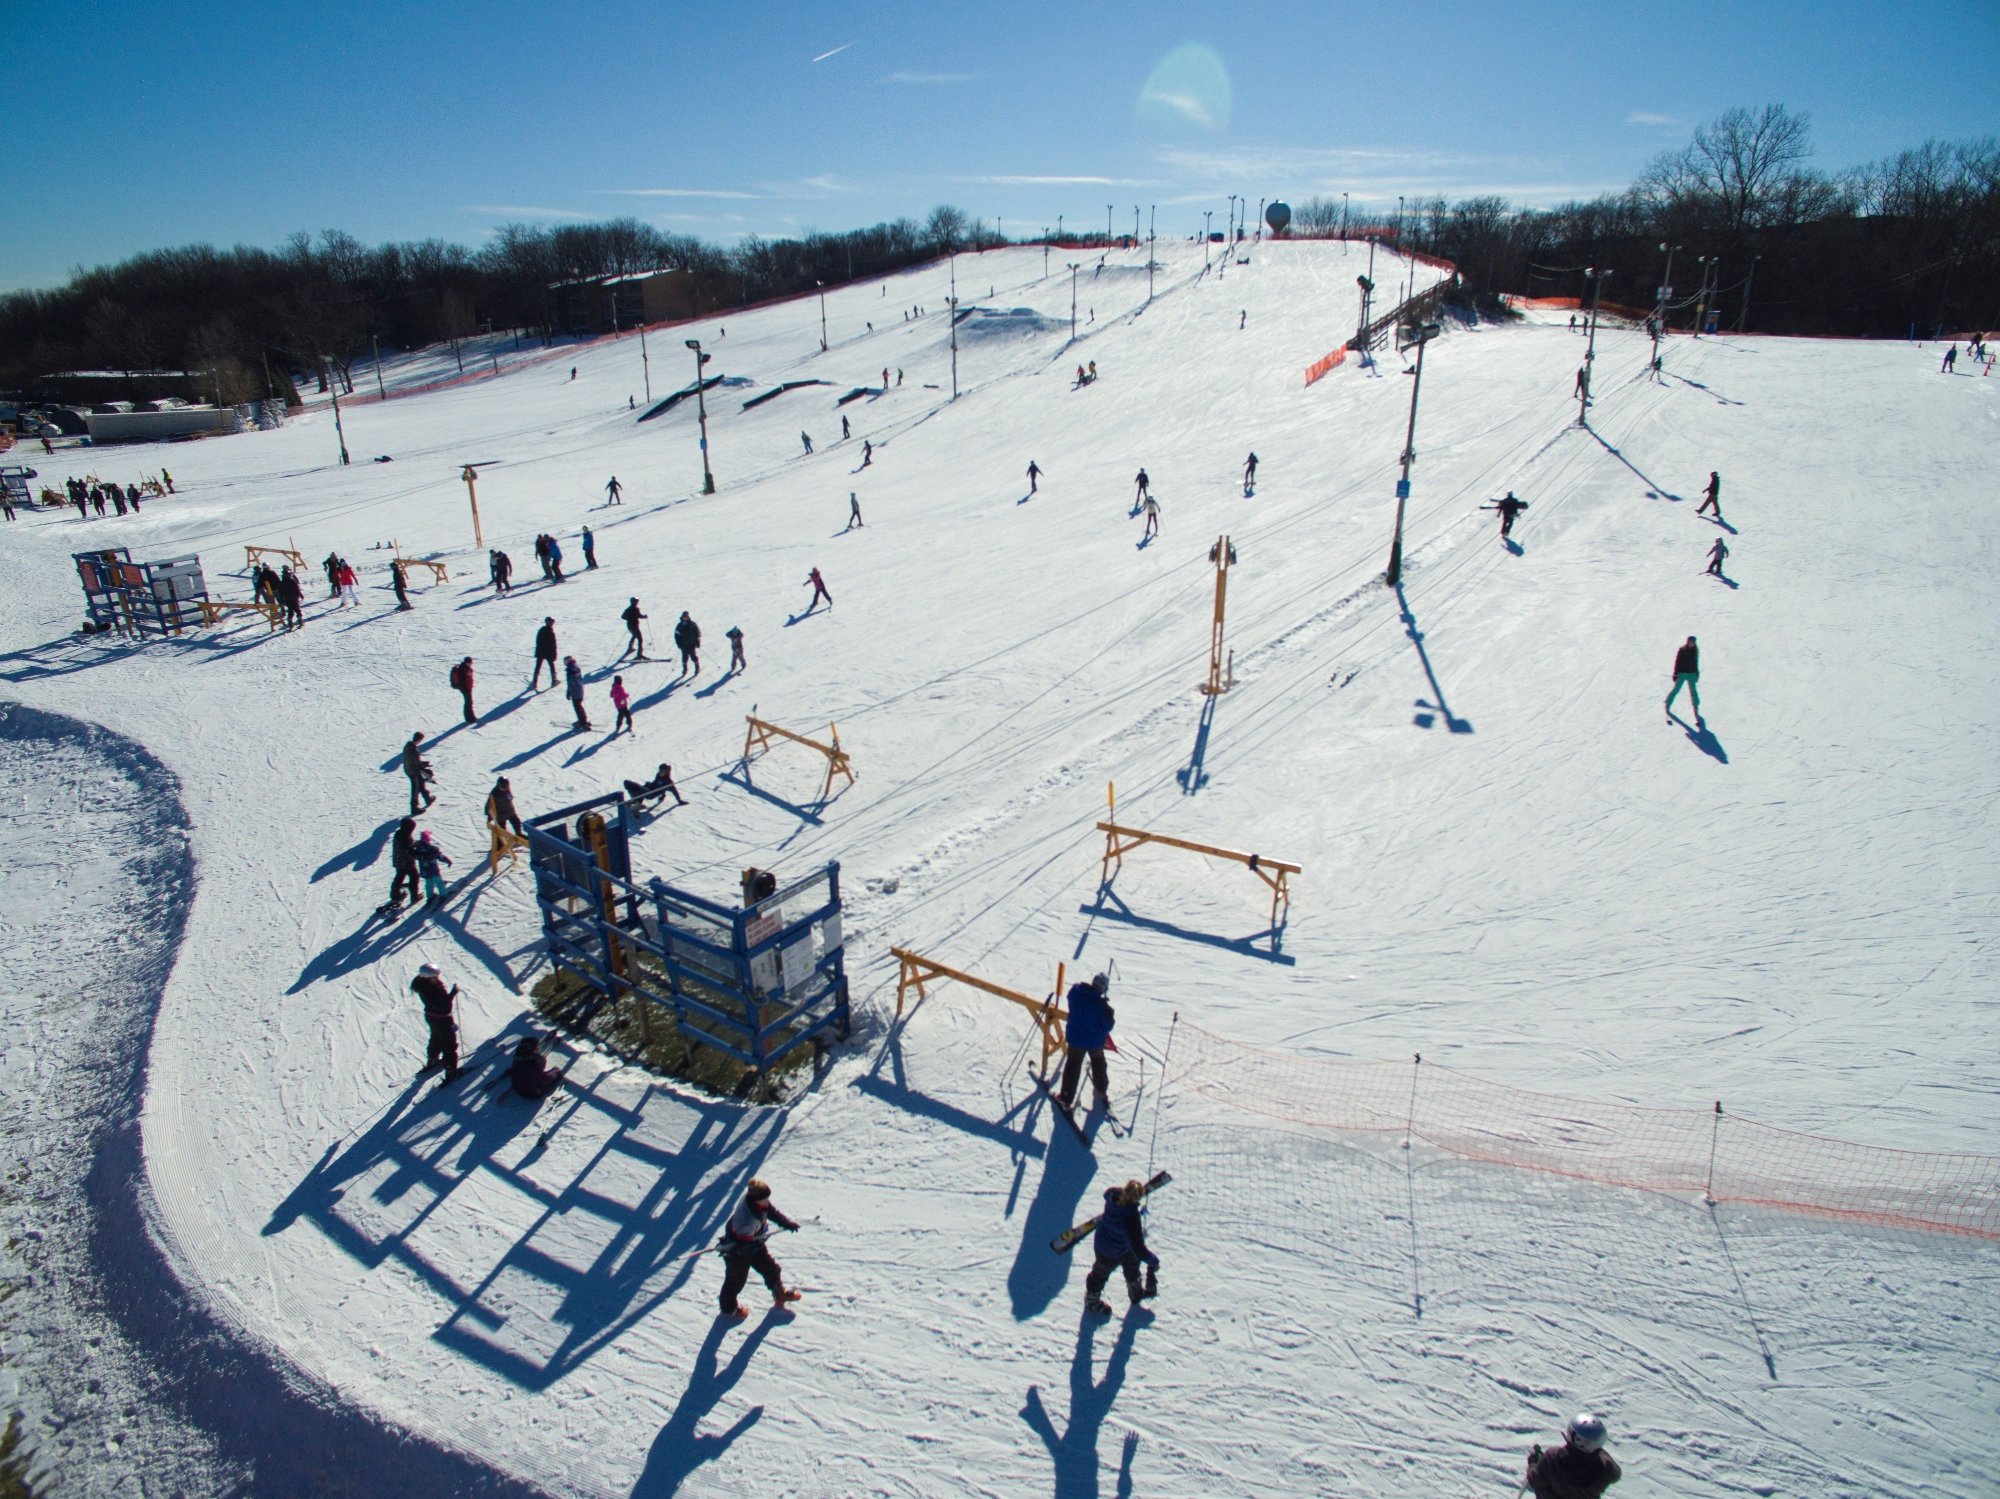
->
xmin=1 ymin=240 xmax=1993 ymax=1496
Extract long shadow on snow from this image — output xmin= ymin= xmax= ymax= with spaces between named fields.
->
xmin=0 ymin=700 xmax=548 ymax=1499
xmin=629 ymin=1314 xmax=775 ymax=1497
xmin=1080 ymin=881 xmax=1296 ymax=966
xmin=1394 ymin=584 xmax=1473 ymax=735
xmin=1667 ymin=708 xmax=1729 ymax=763
xmin=312 ymin=814 xmax=399 ymax=883
xmin=1020 ymin=1312 xmax=1148 ymax=1499
xmin=1583 ymin=424 xmax=1684 ymax=501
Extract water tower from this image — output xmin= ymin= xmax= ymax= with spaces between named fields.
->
xmin=1264 ymin=201 xmax=1291 ymax=236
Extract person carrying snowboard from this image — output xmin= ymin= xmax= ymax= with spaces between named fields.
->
xmin=1697 ymin=470 xmax=1722 ymax=518
xmin=1027 ymin=460 xmax=1041 ymax=495
xmin=610 ymin=674 xmax=633 ymax=735
xmin=387 ymin=817 xmax=420 ymax=910
xmin=1664 ymin=635 xmax=1702 ymax=724
xmin=1488 ymin=491 xmax=1529 ymax=539
xmin=411 ymin=963 xmax=461 ymax=1085
xmin=726 ymin=625 xmax=746 ymax=672
xmin=1083 ymin=1178 xmax=1159 ymax=1317
xmin=533 ymin=617 xmax=559 ymax=688
xmin=1524 ymin=1413 xmax=1621 ymax=1498
xmin=402 ymin=731 xmax=435 ymax=814
xmin=564 ymin=656 xmax=590 ymax=730
xmin=450 ymin=656 xmax=476 ymax=723
xmin=718 ymin=1178 xmax=802 ymax=1320
xmin=620 ymin=598 xmax=648 ymax=661
xmin=674 ymin=611 xmax=702 ymax=676
xmin=414 ymin=830 xmax=453 ymax=906
xmin=1056 ymin=972 xmax=1115 ymax=1114
xmin=805 ymin=566 xmax=832 ymax=611
xmin=1706 ymin=536 xmax=1729 ymax=577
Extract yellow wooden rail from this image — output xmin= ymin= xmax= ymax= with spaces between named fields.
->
xmin=244 ymin=543 xmax=305 ymax=574
xmin=1097 ymin=819 xmax=1300 ymax=927
xmin=197 ymin=598 xmax=282 ymax=632
xmin=743 ymin=715 xmax=856 ymax=802
xmin=891 ymin=947 xmax=1068 ymax=1079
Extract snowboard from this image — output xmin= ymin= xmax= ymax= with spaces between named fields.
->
xmin=1050 ymin=1170 xmax=1173 ymax=1254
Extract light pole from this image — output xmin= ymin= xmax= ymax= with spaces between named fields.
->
xmin=685 ymin=338 xmax=714 ymax=493
xmin=638 ymin=319 xmax=651 ymax=403
xmin=1578 ymin=266 xmax=1610 ymax=423
xmin=1107 ymin=203 xmax=1113 ymax=241
xmin=1385 ymin=321 xmax=1441 ymax=587
xmin=1653 ymin=241 xmax=1679 ymax=367
xmin=460 ymin=463 xmax=485 ymax=548
xmin=1355 ymin=273 xmax=1375 ymax=352
xmin=1147 ymin=205 xmax=1156 ymax=302
xmin=1068 ymin=262 xmax=1080 ymax=340
xmin=1737 ymin=255 xmax=1761 ymax=332
xmin=371 ymin=334 xmax=386 ymax=400
xmin=1396 ymin=194 xmax=1405 ymax=247
xmin=1043 ymin=231 xmax=1050 ymax=278
xmin=1341 ymin=192 xmax=1349 ymax=239
xmin=1056 ymin=213 xmax=1063 ymax=242
xmin=1133 ymin=205 xmax=1139 ymax=244
xmin=817 ymin=280 xmax=828 ymax=352
xmin=1693 ymin=256 xmax=1716 ymax=336
xmin=321 ymin=354 xmax=350 ymax=465
xmin=1228 ymin=194 xmax=1238 ymax=244
xmin=1203 ymin=211 xmax=1213 ymax=268
xmin=948 ymin=253 xmax=959 ymax=400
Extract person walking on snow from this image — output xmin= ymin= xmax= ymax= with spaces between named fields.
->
xmin=388 ymin=817 xmax=420 ymax=909
xmin=337 ymin=559 xmax=358 ymax=608
xmin=620 ymin=599 xmax=648 ymax=661
xmin=411 ymin=963 xmax=462 ymax=1085
xmin=845 ymin=492 xmax=863 ymax=530
xmin=1134 ymin=468 xmax=1150 ymax=504
xmin=718 ymin=1178 xmax=802 ymax=1320
xmin=450 ymin=656 xmax=476 ymax=723
xmin=860 ymin=439 xmax=872 ymax=468
xmin=1084 ymin=1178 xmax=1160 ymax=1317
xmin=402 ymin=731 xmax=435 ymax=814
xmin=414 ymin=830 xmax=453 ymax=906
xmin=581 ymin=525 xmax=597 ymax=570
xmin=324 ymin=552 xmax=342 ymax=598
xmin=1525 ymin=1413 xmax=1621 ymax=1499
xmin=1664 ymin=635 xmax=1702 ymax=724
xmin=800 ymin=430 xmax=814 ymax=455
xmin=278 ymin=567 xmax=305 ymax=629
xmin=610 ymin=675 xmax=633 ymax=735
xmin=1141 ymin=493 xmax=1160 ymax=539
xmin=531 ymin=617 xmax=560 ymax=689
xmin=726 ymin=625 xmax=746 ymax=672
xmin=1706 ymin=536 xmax=1729 ymax=577
xmin=564 ymin=656 xmax=590 ymax=730
xmin=674 ymin=612 xmax=702 ymax=676
xmin=605 ymin=475 xmax=623 ymax=505
xmin=1697 ymin=471 xmax=1722 ymax=518
xmin=546 ymin=535 xmax=565 ymax=582
xmin=1056 ymin=972 xmax=1116 ymax=1113
xmin=1487 ymin=492 xmax=1529 ymax=539
xmin=491 ymin=550 xmax=512 ymax=595
xmin=805 ymin=567 xmax=832 ymax=611
xmin=1243 ymin=452 xmax=1258 ymax=488
xmin=841 ymin=414 xmax=850 ymax=440
xmin=1027 ymin=460 xmax=1040 ymax=495
xmin=1941 ymin=344 xmax=1957 ymax=373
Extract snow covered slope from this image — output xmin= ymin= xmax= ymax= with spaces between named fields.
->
xmin=1 ymin=238 xmax=1993 ymax=1497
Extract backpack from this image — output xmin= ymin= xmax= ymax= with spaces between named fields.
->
xmin=449 ymin=662 xmax=465 ymax=690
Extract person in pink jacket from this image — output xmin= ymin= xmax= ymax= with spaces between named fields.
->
xmin=610 ymin=674 xmax=633 ymax=735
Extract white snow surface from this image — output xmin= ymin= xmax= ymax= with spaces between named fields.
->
xmin=2 ymin=239 xmax=1996 ymax=1497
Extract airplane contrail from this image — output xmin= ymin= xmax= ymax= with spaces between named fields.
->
xmin=811 ymin=41 xmax=854 ymax=62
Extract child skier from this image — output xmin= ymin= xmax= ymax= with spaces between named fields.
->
xmin=726 ymin=625 xmax=746 ymax=672
xmin=1084 ymin=1179 xmax=1160 ymax=1316
xmin=1524 ymin=1414 xmax=1621 ymax=1498
xmin=718 ymin=1179 xmax=803 ymax=1320
xmin=415 ymin=830 xmax=453 ymax=906
xmin=564 ymin=655 xmax=590 ymax=730
xmin=610 ymin=675 xmax=633 ymax=735
xmin=1706 ymin=537 xmax=1729 ymax=577
xmin=805 ymin=567 xmax=832 ymax=611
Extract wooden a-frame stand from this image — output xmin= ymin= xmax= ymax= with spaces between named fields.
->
xmin=891 ymin=947 xmax=1069 ymax=1081
xmin=743 ymin=715 xmax=856 ymax=802
xmin=1095 ymin=782 xmax=1299 ymax=928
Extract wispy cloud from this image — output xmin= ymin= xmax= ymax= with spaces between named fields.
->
xmin=598 ymin=187 xmax=761 ymax=200
xmin=812 ymin=41 xmax=854 ymax=62
xmin=886 ymin=70 xmax=972 ymax=84
xmin=962 ymin=174 xmax=1153 ymax=187
xmin=1141 ymin=89 xmax=1218 ymax=130
xmin=462 ymin=204 xmax=590 ymax=219
xmin=1625 ymin=112 xmax=1678 ymax=127
xmin=1152 ymin=146 xmax=1623 ymax=208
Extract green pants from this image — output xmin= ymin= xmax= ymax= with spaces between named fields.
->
xmin=1665 ymin=672 xmax=1700 ymax=712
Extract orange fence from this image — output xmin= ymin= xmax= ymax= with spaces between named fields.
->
xmin=1168 ymin=1023 xmax=1999 ymax=1239
xmin=1503 ymin=294 xmax=1656 ymax=321
xmin=1304 ymin=346 xmax=1349 ymax=385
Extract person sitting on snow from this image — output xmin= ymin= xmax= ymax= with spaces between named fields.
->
xmin=511 ymin=1036 xmax=564 ymax=1101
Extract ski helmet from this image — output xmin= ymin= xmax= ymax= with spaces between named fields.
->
xmin=418 ymin=963 xmax=440 ymax=978
xmin=1565 ymin=1414 xmax=1606 ymax=1452
xmin=1092 ymin=972 xmax=1109 ymax=992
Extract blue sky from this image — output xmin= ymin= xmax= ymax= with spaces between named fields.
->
xmin=8 ymin=0 xmax=1995 ymax=292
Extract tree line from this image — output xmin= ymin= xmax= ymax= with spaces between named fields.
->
xmin=3 ymin=108 xmax=1993 ymax=405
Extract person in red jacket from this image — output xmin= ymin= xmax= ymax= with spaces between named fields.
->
xmin=1525 ymin=1413 xmax=1621 ymax=1498
xmin=718 ymin=1179 xmax=802 ymax=1319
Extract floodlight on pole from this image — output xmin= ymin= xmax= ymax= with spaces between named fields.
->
xmin=321 ymin=355 xmax=350 ymax=466
xmin=948 ymin=254 xmax=959 ymax=400
xmin=1578 ymin=267 xmax=1610 ymax=423
xmin=371 ymin=335 xmax=386 ymax=400
xmin=685 ymin=338 xmax=715 ymax=493
xmin=817 ymin=280 xmax=828 ymax=352
xmin=1107 ymin=204 xmax=1113 ymax=241
xmin=1203 ymin=211 xmax=1213 ymax=268
xmin=1068 ymin=262 xmax=1080 ymax=340
xmin=1384 ymin=321 xmax=1442 ymax=587
xmin=1341 ymin=192 xmax=1349 ymax=239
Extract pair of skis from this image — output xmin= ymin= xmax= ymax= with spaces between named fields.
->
xmin=1036 ymin=1074 xmax=1134 ymax=1145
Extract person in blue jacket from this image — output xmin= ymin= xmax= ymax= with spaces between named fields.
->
xmin=1057 ymin=972 xmax=1115 ymax=1112
xmin=1085 ymin=1178 xmax=1160 ymax=1316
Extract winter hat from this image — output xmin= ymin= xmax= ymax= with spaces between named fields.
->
xmin=418 ymin=963 xmax=440 ymax=977
xmin=1092 ymin=973 xmax=1109 ymax=992
xmin=419 ymin=831 xmax=434 ymax=843
xmin=1565 ymin=1414 xmax=1606 ymax=1452
xmin=746 ymin=1178 xmax=773 ymax=1202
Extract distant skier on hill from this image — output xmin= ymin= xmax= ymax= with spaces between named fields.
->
xmin=841 ymin=414 xmax=850 ymax=440
xmin=846 ymin=492 xmax=863 ymax=530
xmin=718 ymin=1179 xmax=802 ymax=1320
xmin=1243 ymin=452 xmax=1258 ymax=488
xmin=727 ymin=625 xmax=746 ymax=672
xmin=620 ymin=599 xmax=648 ymax=661
xmin=1134 ymin=468 xmax=1150 ymax=503
xmin=1027 ymin=460 xmax=1041 ymax=494
xmin=1141 ymin=493 xmax=1160 ymax=539
xmin=1706 ymin=536 xmax=1729 ymax=577
xmin=860 ymin=439 xmax=873 ymax=468
xmin=1524 ymin=1414 xmax=1621 ymax=1499
xmin=1485 ymin=492 xmax=1529 ymax=539
xmin=1941 ymin=344 xmax=1957 ymax=373
xmin=800 ymin=430 xmax=814 ymax=455
xmin=1697 ymin=471 xmax=1722 ymax=519
xmin=581 ymin=525 xmax=597 ymax=570
xmin=805 ymin=566 xmax=832 ymax=612
xmin=1083 ymin=1179 xmax=1160 ymax=1317
xmin=605 ymin=475 xmax=623 ymax=505
xmin=1664 ymin=635 xmax=1702 ymax=724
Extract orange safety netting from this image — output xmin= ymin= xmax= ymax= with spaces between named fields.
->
xmin=1168 ymin=1022 xmax=1999 ymax=1239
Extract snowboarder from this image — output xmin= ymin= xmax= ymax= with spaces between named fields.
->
xmin=1141 ymin=493 xmax=1160 ymax=539
xmin=726 ymin=625 xmax=746 ymax=672
xmin=581 ymin=525 xmax=597 ymax=570
xmin=611 ymin=674 xmax=633 ymax=735
xmin=1239 ymin=309 xmax=1246 ymax=330
xmin=1664 ymin=635 xmax=1702 ymax=723
xmin=388 ymin=817 xmax=420 ymax=909
xmin=1941 ymin=344 xmax=1957 ymax=373
xmin=605 ymin=475 xmax=623 ymax=505
xmin=620 ymin=598 xmax=648 ymax=661
xmin=1488 ymin=492 xmax=1529 ymax=539
xmin=674 ymin=611 xmax=702 ymax=676
xmin=564 ymin=656 xmax=590 ymax=729
xmin=510 ymin=1036 xmax=564 ymax=1101
xmin=1697 ymin=471 xmax=1722 ymax=518
xmin=1134 ymin=468 xmax=1150 ymax=503
xmin=485 ymin=776 xmax=523 ymax=837
xmin=402 ymin=732 xmax=435 ymax=814
xmin=411 ymin=963 xmax=462 ymax=1085
xmin=1524 ymin=1414 xmax=1621 ymax=1499
xmin=392 ymin=561 xmax=411 ymax=611
xmin=624 ymin=762 xmax=686 ymax=811
xmin=1243 ymin=452 xmax=1258 ymax=488
xmin=845 ymin=492 xmax=863 ymax=530
xmin=718 ymin=1178 xmax=802 ymax=1320
xmin=337 ymin=559 xmax=358 ymax=608
xmin=860 ymin=439 xmax=872 ymax=468
xmin=805 ymin=566 xmax=832 ymax=611
xmin=1056 ymin=972 xmax=1115 ymax=1113
xmin=546 ymin=535 xmax=565 ymax=582
xmin=450 ymin=656 xmax=476 ymax=723
xmin=1706 ymin=537 xmax=1729 ymax=577
xmin=415 ymin=830 xmax=453 ymax=906
xmin=1083 ymin=1179 xmax=1160 ymax=1317
xmin=841 ymin=414 xmax=850 ymax=440
xmin=1027 ymin=460 xmax=1040 ymax=495
xmin=800 ymin=430 xmax=814 ymax=455
xmin=533 ymin=617 xmax=559 ymax=688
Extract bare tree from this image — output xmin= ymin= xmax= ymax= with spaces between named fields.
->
xmin=1640 ymin=104 xmax=1818 ymax=236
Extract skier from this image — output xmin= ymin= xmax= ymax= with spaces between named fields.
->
xmin=564 ymin=655 xmax=590 ymax=730
xmin=415 ymin=830 xmax=453 ymax=906
xmin=1664 ymin=635 xmax=1702 ymax=724
xmin=324 ymin=552 xmax=342 ymax=598
xmin=1487 ymin=491 xmax=1529 ymax=539
xmin=450 ymin=656 xmax=477 ymax=723
xmin=1569 ymin=313 xmax=1577 ymax=332
xmin=387 ymin=817 xmax=420 ymax=910
xmin=533 ymin=617 xmax=559 ymax=688
xmin=581 ymin=525 xmax=597 ymax=570
xmin=546 ymin=535 xmax=565 ymax=582
xmin=718 ymin=1178 xmax=803 ymax=1320
xmin=1083 ymin=1178 xmax=1160 ymax=1317
xmin=841 ymin=414 xmax=850 ymax=440
xmin=605 ymin=475 xmax=623 ymax=505
xmin=624 ymin=762 xmax=686 ymax=811
xmin=1706 ymin=536 xmax=1729 ymax=577
xmin=278 ymin=567 xmax=305 ymax=629
xmin=411 ymin=963 xmax=461 ymax=1085
xmin=510 ymin=1035 xmax=564 ymax=1101
xmin=1697 ymin=471 xmax=1722 ymax=519
xmin=1524 ymin=1414 xmax=1621 ymax=1498
xmin=485 ymin=776 xmax=523 ymax=837
xmin=800 ymin=430 xmax=814 ymax=455
xmin=1239 ymin=309 xmax=1246 ymax=330
xmin=1141 ymin=493 xmax=1160 ymax=540
xmin=845 ymin=491 xmax=863 ymax=531
xmin=490 ymin=549 xmax=511 ymax=594
xmin=337 ymin=559 xmax=358 ymax=608
xmin=1941 ymin=344 xmax=1957 ymax=373
xmin=674 ymin=611 xmax=702 ymax=676
xmin=1243 ymin=452 xmax=1258 ymax=488
xmin=804 ymin=566 xmax=832 ymax=612
xmin=1087 ymin=360 xmax=1096 ymax=382
xmin=726 ymin=625 xmax=746 ymax=672
xmin=161 ymin=468 xmax=174 ymax=493
xmin=1056 ymin=972 xmax=1115 ymax=1113
xmin=620 ymin=598 xmax=648 ymax=661
xmin=881 ymin=367 xmax=889 ymax=388
xmin=860 ymin=439 xmax=872 ymax=468
xmin=535 ymin=533 xmax=553 ymax=581
xmin=402 ymin=731 xmax=435 ymax=814
xmin=610 ymin=674 xmax=633 ymax=735
xmin=1027 ymin=460 xmax=1040 ymax=495
xmin=1134 ymin=468 xmax=1150 ymax=503
xmin=391 ymin=561 xmax=411 ymax=611
xmin=896 ymin=368 xmax=903 ymax=385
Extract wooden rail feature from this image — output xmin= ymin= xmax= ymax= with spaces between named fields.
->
xmin=197 ymin=598 xmax=282 ymax=632
xmin=244 ymin=543 xmax=305 ymax=574
xmin=742 ymin=715 xmax=855 ymax=802
xmin=393 ymin=545 xmax=450 ymax=585
xmin=891 ymin=947 xmax=1068 ymax=1078
xmin=486 ymin=821 xmax=528 ymax=875
xmin=1097 ymin=817 xmax=1300 ymax=928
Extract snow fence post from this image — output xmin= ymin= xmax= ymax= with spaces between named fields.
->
xmin=1403 ymin=1052 xmax=1422 ymax=1150
xmin=1704 ymin=1100 xmax=1723 ymax=1205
